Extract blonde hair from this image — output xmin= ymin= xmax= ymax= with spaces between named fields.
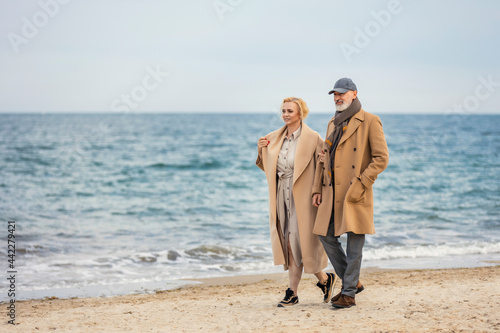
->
xmin=282 ymin=97 xmax=309 ymax=120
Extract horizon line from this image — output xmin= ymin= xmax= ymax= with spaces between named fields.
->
xmin=0 ymin=111 xmax=499 ymax=116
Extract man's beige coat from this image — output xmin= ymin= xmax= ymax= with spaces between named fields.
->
xmin=312 ymin=109 xmax=389 ymax=237
xmin=256 ymin=123 xmax=328 ymax=273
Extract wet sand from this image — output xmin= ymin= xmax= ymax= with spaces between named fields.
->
xmin=3 ymin=265 xmax=500 ymax=332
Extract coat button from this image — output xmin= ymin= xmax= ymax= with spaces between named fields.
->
xmin=352 ymin=165 xmax=355 ymax=169
xmin=329 ymin=184 xmax=332 ymax=186
xmin=353 ymin=148 xmax=357 ymax=151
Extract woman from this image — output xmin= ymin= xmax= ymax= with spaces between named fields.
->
xmin=256 ymin=97 xmax=338 ymax=307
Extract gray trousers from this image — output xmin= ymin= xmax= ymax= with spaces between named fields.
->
xmin=319 ymin=220 xmax=365 ymax=297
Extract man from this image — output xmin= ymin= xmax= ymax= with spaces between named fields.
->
xmin=312 ymin=77 xmax=389 ymax=308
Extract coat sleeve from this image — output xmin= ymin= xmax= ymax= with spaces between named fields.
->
xmin=360 ymin=116 xmax=389 ymax=187
xmin=255 ymin=146 xmax=265 ymax=171
xmin=311 ymin=136 xmax=324 ymax=196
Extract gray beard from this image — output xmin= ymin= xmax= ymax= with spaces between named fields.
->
xmin=335 ymin=100 xmax=351 ymax=112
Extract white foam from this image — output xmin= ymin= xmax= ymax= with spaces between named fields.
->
xmin=364 ymin=241 xmax=500 ymax=261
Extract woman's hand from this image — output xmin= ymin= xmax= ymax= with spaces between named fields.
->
xmin=312 ymin=193 xmax=322 ymax=207
xmin=317 ymin=150 xmax=326 ymax=163
xmin=258 ymin=137 xmax=270 ymax=149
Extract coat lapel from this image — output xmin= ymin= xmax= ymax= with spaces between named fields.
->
xmin=267 ymin=125 xmax=287 ymax=177
xmin=266 ymin=123 xmax=317 ymax=186
xmin=323 ymin=119 xmax=335 ymax=173
xmin=338 ymin=109 xmax=365 ymax=146
xmin=293 ymin=123 xmax=316 ymax=185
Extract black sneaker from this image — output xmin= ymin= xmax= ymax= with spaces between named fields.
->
xmin=277 ymin=288 xmax=298 ymax=307
xmin=356 ymin=284 xmax=364 ymax=294
xmin=316 ymin=273 xmax=337 ymax=303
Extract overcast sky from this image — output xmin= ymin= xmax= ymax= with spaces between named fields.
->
xmin=1 ymin=0 xmax=499 ymax=114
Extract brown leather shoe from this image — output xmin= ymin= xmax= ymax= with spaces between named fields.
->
xmin=331 ymin=291 xmax=342 ymax=303
xmin=330 ymin=282 xmax=363 ymax=304
xmin=331 ymin=295 xmax=356 ymax=308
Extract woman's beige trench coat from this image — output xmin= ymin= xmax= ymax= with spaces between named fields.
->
xmin=312 ymin=109 xmax=389 ymax=237
xmin=256 ymin=123 xmax=328 ymax=274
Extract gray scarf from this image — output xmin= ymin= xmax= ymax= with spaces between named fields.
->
xmin=326 ymin=97 xmax=362 ymax=181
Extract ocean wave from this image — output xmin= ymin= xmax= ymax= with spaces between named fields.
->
xmin=146 ymin=160 xmax=224 ymax=170
xmin=117 ymin=245 xmax=270 ymax=265
xmin=184 ymin=245 xmax=244 ymax=260
xmin=364 ymin=241 xmax=500 ymax=261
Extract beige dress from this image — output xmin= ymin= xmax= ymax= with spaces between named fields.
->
xmin=276 ymin=126 xmax=302 ymax=268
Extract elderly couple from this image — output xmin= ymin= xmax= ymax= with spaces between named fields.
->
xmin=256 ymin=78 xmax=389 ymax=309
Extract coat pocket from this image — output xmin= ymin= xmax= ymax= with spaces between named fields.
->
xmin=346 ymin=177 xmax=366 ymax=203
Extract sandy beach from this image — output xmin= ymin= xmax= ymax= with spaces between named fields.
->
xmin=3 ymin=265 xmax=499 ymax=332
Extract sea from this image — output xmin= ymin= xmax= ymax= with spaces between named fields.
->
xmin=0 ymin=113 xmax=499 ymax=301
